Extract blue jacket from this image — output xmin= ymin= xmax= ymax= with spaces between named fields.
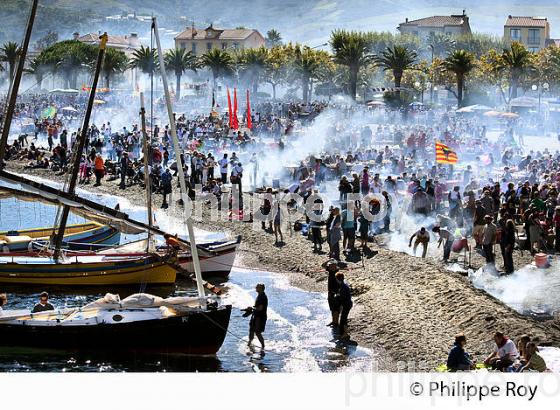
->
xmin=446 ymin=343 xmax=472 ymax=371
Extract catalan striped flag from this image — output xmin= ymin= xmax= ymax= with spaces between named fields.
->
xmin=435 ymin=142 xmax=458 ymax=164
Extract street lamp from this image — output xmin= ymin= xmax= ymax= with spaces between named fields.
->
xmin=311 ymin=43 xmax=328 ymax=49
xmin=414 ymin=81 xmax=424 ymax=103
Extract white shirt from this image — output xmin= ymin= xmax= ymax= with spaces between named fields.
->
xmin=494 ymin=339 xmax=519 ymax=360
xmin=218 ymin=158 xmax=228 ymax=173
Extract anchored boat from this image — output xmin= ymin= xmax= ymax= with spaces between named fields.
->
xmin=0 ymin=293 xmax=231 ymax=354
xmin=0 ymin=222 xmax=120 ymax=253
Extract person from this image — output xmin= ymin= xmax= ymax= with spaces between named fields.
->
xmin=93 ymin=153 xmax=104 ymax=186
xmin=341 ymin=206 xmax=356 ymax=254
xmin=119 ymin=152 xmax=128 ymax=189
xmin=329 ymin=207 xmax=342 ymax=260
xmin=484 ymin=331 xmax=519 ymax=371
xmin=482 ymin=215 xmax=497 ymax=265
xmin=0 ymin=293 xmax=6 ymax=314
xmin=161 ymin=168 xmax=172 ymax=209
xmin=31 ymin=291 xmax=55 ymax=313
xmin=520 ymin=342 xmax=547 ymax=372
xmin=335 ymin=272 xmax=352 ymax=339
xmin=446 ymin=333 xmax=475 ymax=371
xmin=273 ymin=198 xmax=284 ymax=244
xmin=432 ymin=226 xmax=454 ymax=262
xmin=218 ymin=154 xmax=228 ymax=184
xmin=247 ymin=283 xmax=268 ymax=350
xmin=409 ymin=227 xmax=430 ymax=258
xmin=325 ymin=259 xmax=340 ymax=328
xmin=502 ymin=219 xmax=516 ymax=274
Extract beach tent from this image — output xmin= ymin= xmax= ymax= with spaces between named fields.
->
xmin=93 ymin=99 xmax=106 ymax=105
xmin=49 ymin=88 xmax=79 ymax=95
xmin=483 ymin=110 xmax=502 ymax=117
xmin=500 ymin=112 xmax=519 ymax=119
xmin=457 ymin=104 xmax=492 ymax=113
xmin=61 ymin=106 xmax=78 ymax=113
xmin=510 ymin=96 xmax=538 ymax=108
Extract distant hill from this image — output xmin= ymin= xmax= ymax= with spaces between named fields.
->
xmin=2 ymin=0 xmax=560 ymax=47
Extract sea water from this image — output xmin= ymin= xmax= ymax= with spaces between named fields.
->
xmin=0 ymin=177 xmax=375 ymax=372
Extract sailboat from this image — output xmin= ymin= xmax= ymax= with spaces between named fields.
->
xmin=0 ymin=293 xmax=231 ymax=354
xmin=0 ymin=222 xmax=120 ymax=253
xmin=0 ymin=16 xmax=231 ymax=355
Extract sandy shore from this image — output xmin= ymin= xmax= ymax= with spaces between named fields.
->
xmin=5 ymin=161 xmax=560 ymax=371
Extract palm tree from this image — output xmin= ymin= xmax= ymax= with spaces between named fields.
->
xmin=24 ymin=56 xmax=47 ymax=90
xmin=200 ymin=48 xmax=234 ymax=92
xmin=375 ymin=45 xmax=417 ymax=95
xmin=129 ymin=45 xmax=158 ymax=76
xmin=499 ymin=41 xmax=534 ymax=99
xmin=164 ymin=48 xmax=198 ymax=99
xmin=102 ymin=48 xmax=128 ymax=88
xmin=330 ymin=30 xmax=374 ymax=100
xmin=444 ymin=50 xmax=476 ymax=107
xmin=238 ymin=47 xmax=268 ymax=94
xmin=266 ymin=29 xmax=282 ymax=48
xmin=291 ymin=46 xmax=324 ymax=103
xmin=0 ymin=41 xmax=21 ymax=81
xmin=427 ymin=32 xmax=456 ymax=58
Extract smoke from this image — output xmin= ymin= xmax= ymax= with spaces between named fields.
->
xmin=470 ymin=259 xmax=560 ymax=315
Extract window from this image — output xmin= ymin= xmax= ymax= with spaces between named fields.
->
xmin=221 ymin=42 xmax=227 ymax=50
xmin=510 ymin=28 xmax=521 ymax=41
xmin=233 ymin=42 xmax=239 ymax=50
xmin=191 ymin=42 xmax=197 ymax=54
xmin=180 ymin=42 xmax=186 ymax=49
xmin=207 ymin=42 xmax=212 ymax=51
xmin=528 ymin=29 xmax=540 ymax=44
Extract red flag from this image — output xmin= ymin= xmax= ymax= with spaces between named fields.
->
xmin=227 ymin=87 xmax=233 ymax=128
xmin=246 ymin=89 xmax=252 ymax=130
xmin=232 ymin=88 xmax=239 ymax=130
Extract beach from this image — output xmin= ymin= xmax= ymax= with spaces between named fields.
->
xmin=7 ymin=160 xmax=559 ymax=371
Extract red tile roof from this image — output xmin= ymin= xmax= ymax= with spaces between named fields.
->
xmin=175 ymin=27 xmax=260 ymax=41
xmin=400 ymin=15 xmax=467 ymax=28
xmin=505 ymin=16 xmax=548 ymax=27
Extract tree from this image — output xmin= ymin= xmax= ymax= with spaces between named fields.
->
xmin=37 ymin=40 xmax=97 ymax=89
xmin=0 ymin=41 xmax=21 ymax=80
xmin=375 ymin=45 xmax=417 ymax=94
xmin=129 ymin=45 xmax=158 ymax=76
xmin=444 ymin=50 xmax=476 ymax=107
xmin=200 ymin=48 xmax=234 ymax=92
xmin=264 ymin=46 xmax=289 ymax=99
xmin=265 ymin=29 xmax=282 ymax=48
xmin=454 ymin=33 xmax=504 ymax=58
xmin=330 ymin=30 xmax=374 ymax=100
xmin=498 ymin=41 xmax=534 ymax=99
xmin=426 ymin=32 xmax=456 ymax=58
xmin=238 ymin=46 xmax=268 ymax=94
xmin=289 ymin=44 xmax=328 ymax=103
xmin=164 ymin=48 xmax=198 ymax=99
xmin=24 ymin=56 xmax=48 ymax=90
xmin=102 ymin=48 xmax=128 ymax=88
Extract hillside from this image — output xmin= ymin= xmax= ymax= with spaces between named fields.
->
xmin=2 ymin=0 xmax=560 ymax=46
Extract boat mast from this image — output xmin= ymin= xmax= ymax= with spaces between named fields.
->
xmin=152 ymin=17 xmax=206 ymax=299
xmin=0 ymin=0 xmax=39 ymax=166
xmin=52 ymin=33 xmax=109 ymax=260
xmin=139 ymin=92 xmax=153 ymax=252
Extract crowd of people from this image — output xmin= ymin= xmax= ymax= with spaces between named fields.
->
xmin=3 ymin=91 xmax=560 ymax=354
